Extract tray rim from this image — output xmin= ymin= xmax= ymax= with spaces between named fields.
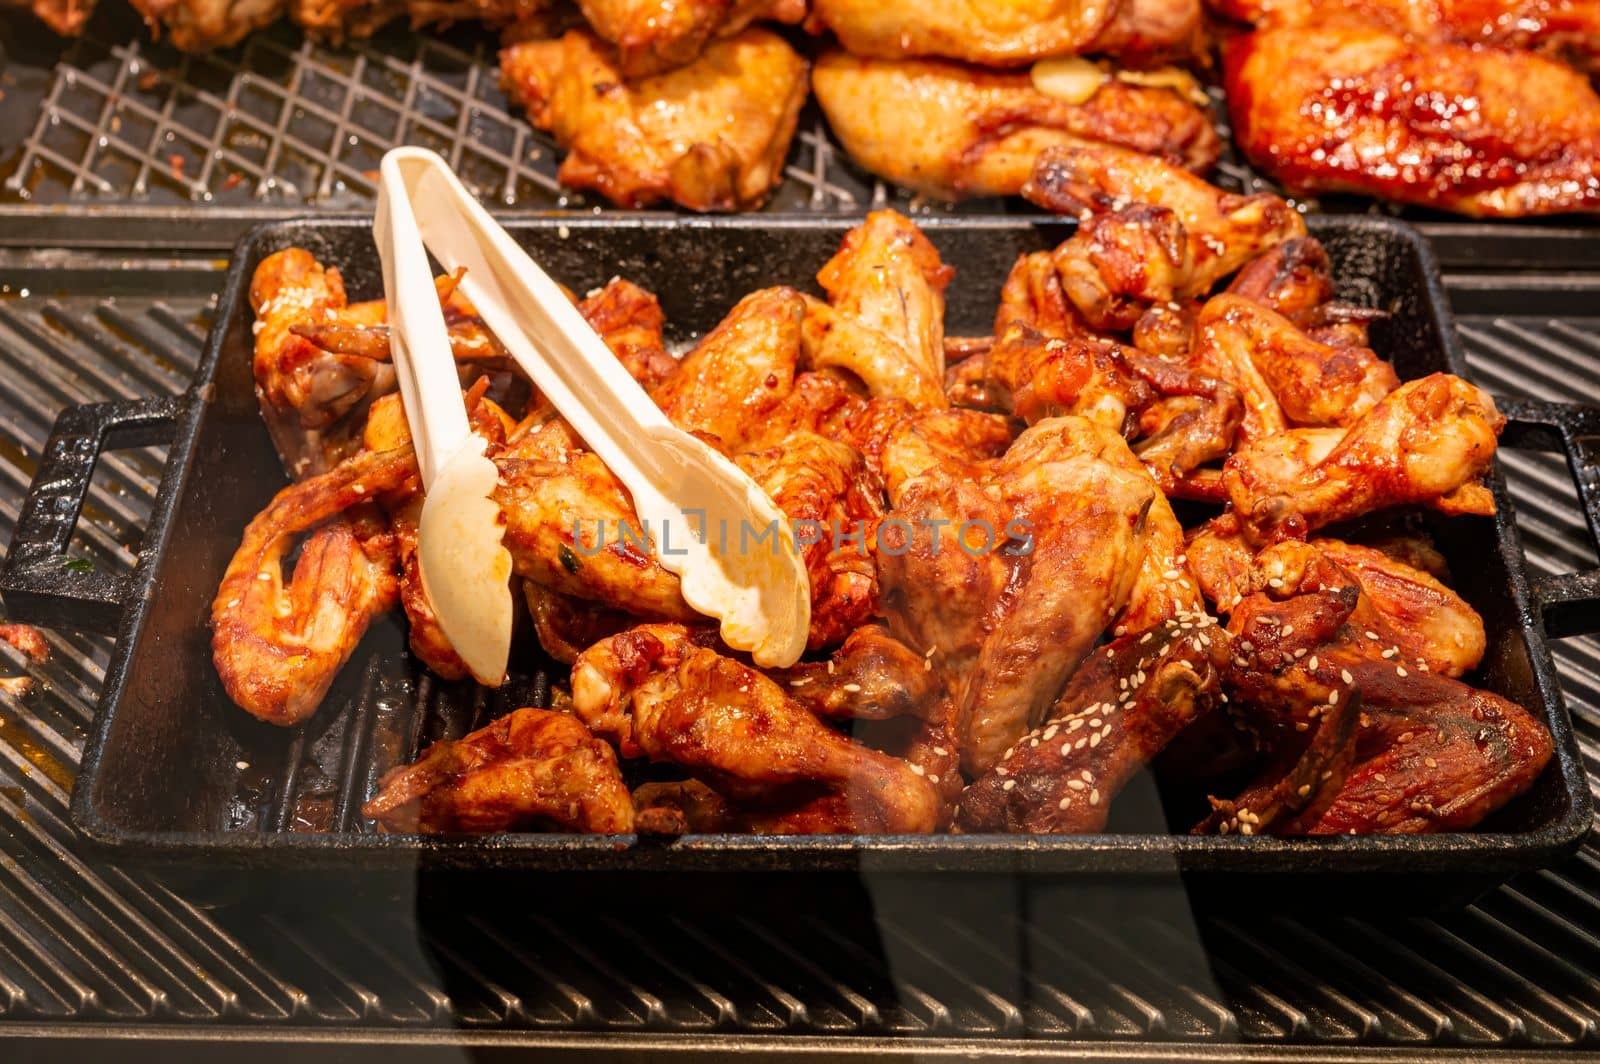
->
xmin=60 ymin=212 xmax=1596 ymax=874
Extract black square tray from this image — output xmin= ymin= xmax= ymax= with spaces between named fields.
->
xmin=1 ymin=215 xmax=1590 ymax=905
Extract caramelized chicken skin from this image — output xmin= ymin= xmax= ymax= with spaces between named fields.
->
xmin=1211 ymin=0 xmax=1600 ymax=72
xmin=11 ymin=0 xmax=94 ymax=33
xmin=130 ymin=0 xmax=283 ymax=50
xmin=1224 ymin=374 xmax=1504 ymax=541
xmin=578 ymin=0 xmax=806 ymax=77
xmin=363 ymin=708 xmax=635 ymax=833
xmin=958 ymin=613 xmax=1226 ymax=833
xmin=811 ymin=51 xmax=1219 ymax=201
xmin=1023 ymin=146 xmax=1306 ymax=331
xmin=1225 ymin=21 xmax=1600 ymax=216
xmin=500 ymin=27 xmax=808 ymax=211
xmin=571 ymin=624 xmax=945 ymax=832
xmin=809 ymin=0 xmax=1202 ymax=65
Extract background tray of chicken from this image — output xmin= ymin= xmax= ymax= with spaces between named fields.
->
xmin=3 ymin=0 xmax=1598 ymax=269
xmin=5 ymin=150 xmax=1584 ymax=894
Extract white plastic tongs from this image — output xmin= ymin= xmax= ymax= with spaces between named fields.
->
xmin=374 ymin=147 xmax=810 ymax=684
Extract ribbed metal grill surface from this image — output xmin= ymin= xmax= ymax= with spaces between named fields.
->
xmin=0 ymin=255 xmax=1598 ymax=1054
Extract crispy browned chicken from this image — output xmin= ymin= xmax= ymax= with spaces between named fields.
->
xmin=1225 ymin=21 xmax=1600 ymax=216
xmin=1211 ymin=0 xmax=1600 ymax=71
xmin=811 ymin=50 xmax=1219 ymax=201
xmin=809 ymin=0 xmax=1203 ymax=65
xmin=500 ymin=27 xmax=808 ymax=211
xmin=1021 ymin=146 xmax=1306 ymax=332
xmin=289 ymin=0 xmax=545 ymax=42
xmin=578 ymin=0 xmax=806 ymax=76
xmin=1223 ymin=374 xmax=1504 ymax=542
xmin=570 ymin=624 xmax=946 ymax=831
xmin=957 ymin=612 xmax=1226 ymax=832
xmin=800 ymin=210 xmax=953 ymax=409
xmin=363 ymin=708 xmax=635 ymax=833
xmin=1196 ymin=554 xmax=1551 ymax=835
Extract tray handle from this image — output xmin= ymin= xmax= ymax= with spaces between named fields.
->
xmin=0 ymin=396 xmax=186 ymax=634
xmin=1498 ymin=395 xmax=1600 ymax=638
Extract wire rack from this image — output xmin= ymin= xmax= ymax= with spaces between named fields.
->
xmin=1 ymin=5 xmax=891 ymax=212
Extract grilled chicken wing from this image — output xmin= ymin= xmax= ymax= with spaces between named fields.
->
xmin=570 ymin=624 xmax=945 ymax=831
xmin=578 ymin=0 xmax=806 ymax=76
xmin=1224 ymin=374 xmax=1503 ymax=542
xmin=957 ymin=613 xmax=1225 ymax=832
xmin=1188 ymin=294 xmax=1399 ymax=439
xmin=880 ymin=415 xmax=1168 ymax=775
xmin=363 ymin=708 xmax=635 ymax=833
xmin=211 ymin=446 xmax=415 ymax=726
xmin=774 ymin=624 xmax=947 ymax=722
xmin=1022 ymin=146 xmax=1306 ymax=331
xmin=809 ymin=0 xmax=1202 ymax=65
xmin=130 ymin=0 xmax=282 ymax=49
xmin=1198 ymin=560 xmax=1550 ymax=835
xmin=289 ymin=0 xmax=546 ymax=42
xmin=500 ymin=28 xmax=808 ymax=211
xmin=984 ymin=322 xmax=1244 ymax=497
xmin=1225 ymin=22 xmax=1600 ymax=217
xmin=1224 ymin=236 xmax=1387 ymax=350
xmin=811 ymin=51 xmax=1219 ymax=201
xmin=1211 ymin=0 xmax=1600 ymax=72
xmin=801 ymin=210 xmax=953 ymax=408
xmin=651 ymin=287 xmax=806 ymax=451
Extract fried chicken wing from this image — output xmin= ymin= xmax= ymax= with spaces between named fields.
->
xmin=578 ymin=0 xmax=806 ymax=76
xmin=1189 ymin=294 xmax=1399 ymax=436
xmin=571 ymin=624 xmax=945 ymax=831
xmin=1022 ymin=146 xmax=1306 ymax=331
xmin=211 ymin=446 xmax=416 ymax=726
xmin=500 ymin=28 xmax=808 ymax=211
xmin=289 ymin=0 xmax=545 ymax=43
xmin=774 ymin=624 xmax=946 ymax=722
xmin=1225 ymin=22 xmax=1600 ymax=217
xmin=984 ymin=322 xmax=1244 ymax=496
xmin=957 ymin=614 xmax=1225 ymax=832
xmin=801 ymin=211 xmax=952 ymax=408
xmin=1212 ymin=0 xmax=1600 ymax=71
xmin=880 ymin=415 xmax=1163 ymax=775
xmin=652 ymin=287 xmax=805 ymax=452
xmin=1224 ymin=374 xmax=1504 ymax=541
xmin=809 ymin=0 xmax=1202 ymax=65
xmin=363 ymin=708 xmax=634 ymax=833
xmin=811 ymin=51 xmax=1219 ymax=201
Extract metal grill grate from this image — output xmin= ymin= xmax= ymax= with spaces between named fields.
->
xmin=1 ymin=7 xmax=889 ymax=213
xmin=0 ymin=258 xmax=1599 ymax=1055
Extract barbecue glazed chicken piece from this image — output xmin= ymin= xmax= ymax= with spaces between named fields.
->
xmin=577 ymin=0 xmax=806 ymax=76
xmin=571 ymin=624 xmax=946 ymax=832
xmin=500 ymin=28 xmax=808 ymax=211
xmin=1224 ymin=236 xmax=1387 ymax=351
xmin=1211 ymin=0 xmax=1600 ymax=72
xmin=211 ymin=446 xmax=414 ymax=726
xmin=982 ymin=323 xmax=1244 ymax=498
xmin=958 ymin=613 xmax=1227 ymax=832
xmin=9 ymin=0 xmax=94 ymax=34
xmin=1187 ymin=294 xmax=1399 ymax=443
xmin=1224 ymin=374 xmax=1505 ymax=542
xmin=878 ymin=413 xmax=1206 ymax=775
xmin=809 ymin=0 xmax=1203 ymax=65
xmin=1186 ymin=519 xmax=1488 ymax=676
xmin=1196 ymin=550 xmax=1552 ymax=835
xmin=800 ymin=210 xmax=953 ymax=409
xmin=811 ymin=51 xmax=1220 ymax=201
xmin=363 ymin=708 xmax=635 ymax=833
xmin=1021 ymin=146 xmax=1306 ymax=332
xmin=129 ymin=0 xmax=283 ymax=50
xmin=1225 ymin=22 xmax=1600 ymax=217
